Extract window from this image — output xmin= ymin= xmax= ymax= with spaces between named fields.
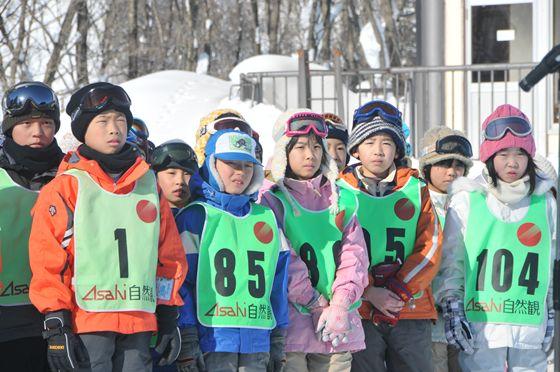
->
xmin=471 ymin=3 xmax=533 ymax=82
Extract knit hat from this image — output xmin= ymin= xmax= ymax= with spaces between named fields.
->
xmin=2 ymin=81 xmax=60 ymax=134
xmin=270 ymin=109 xmax=340 ymax=215
xmin=324 ymin=113 xmax=349 ymax=144
xmin=347 ymin=116 xmax=406 ymax=159
xmin=419 ymin=126 xmax=473 ymax=176
xmin=194 ymin=108 xmax=247 ymax=165
xmin=479 ymin=104 xmax=536 ymax=162
xmin=66 ymin=82 xmax=133 ymax=143
xmin=204 ymin=129 xmax=264 ymax=195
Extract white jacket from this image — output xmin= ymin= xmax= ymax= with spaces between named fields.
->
xmin=433 ymin=171 xmax=556 ymax=350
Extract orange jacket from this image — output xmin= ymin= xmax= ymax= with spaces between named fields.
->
xmin=339 ymin=165 xmax=442 ymax=320
xmin=29 ymin=150 xmax=187 ymax=334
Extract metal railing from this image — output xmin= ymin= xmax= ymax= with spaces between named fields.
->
xmin=236 ymin=62 xmax=559 ymax=158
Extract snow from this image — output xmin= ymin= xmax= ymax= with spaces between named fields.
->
xmin=360 ymin=23 xmax=381 ymax=69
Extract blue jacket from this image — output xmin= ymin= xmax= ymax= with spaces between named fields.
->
xmin=175 ymin=159 xmax=289 ymax=354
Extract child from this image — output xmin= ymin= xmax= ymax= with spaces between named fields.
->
xmin=260 ymin=109 xmax=369 ymax=372
xmin=175 ymin=129 xmax=289 ymax=371
xmin=151 ymin=140 xmax=198 ymax=214
xmin=323 ymin=112 xmax=349 ymax=172
xmin=28 ymin=82 xmax=187 ymax=372
xmin=338 ymin=100 xmax=442 ymax=372
xmin=419 ymin=127 xmax=474 ymax=372
xmin=127 ymin=117 xmax=150 ymax=158
xmin=0 ymin=81 xmax=64 ymax=371
xmin=194 ymin=109 xmax=252 ymax=165
xmin=435 ymin=104 xmax=555 ymax=372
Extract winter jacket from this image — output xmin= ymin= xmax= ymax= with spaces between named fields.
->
xmin=428 ymin=189 xmax=449 ymax=344
xmin=0 ymin=147 xmax=61 ymax=343
xmin=260 ymin=174 xmax=369 ymax=353
xmin=338 ymin=164 xmax=442 ymax=320
xmin=175 ymin=171 xmax=290 ymax=354
xmin=433 ymin=171 xmax=556 ymax=349
xmin=29 ymin=150 xmax=187 ymax=334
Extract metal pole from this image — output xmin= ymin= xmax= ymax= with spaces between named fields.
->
xmin=417 ymin=0 xmax=445 ymax=138
xmin=555 ymin=72 xmax=560 ymax=372
xmin=297 ymin=49 xmax=311 ymax=108
xmin=333 ymin=48 xmax=346 ymax=124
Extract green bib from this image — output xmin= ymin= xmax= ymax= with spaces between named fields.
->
xmin=464 ymin=192 xmax=550 ymax=325
xmin=67 ymin=169 xmax=160 ymax=313
xmin=195 ymin=202 xmax=280 ymax=329
xmin=271 ymin=188 xmax=360 ymax=313
xmin=337 ymin=177 xmax=421 ymax=267
xmin=0 ymin=168 xmax=38 ymax=306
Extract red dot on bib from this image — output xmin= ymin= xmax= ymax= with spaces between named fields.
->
xmin=394 ymin=198 xmax=415 ymax=221
xmin=254 ymin=221 xmax=273 ymax=244
xmin=517 ymin=223 xmax=542 ymax=247
xmin=335 ymin=210 xmax=346 ymax=232
xmin=136 ymin=200 xmax=157 ymax=223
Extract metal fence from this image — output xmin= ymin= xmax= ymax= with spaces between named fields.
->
xmin=234 ymin=63 xmax=559 ymax=158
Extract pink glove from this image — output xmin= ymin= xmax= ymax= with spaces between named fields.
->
xmin=308 ymin=294 xmax=329 ymax=335
xmin=315 ymin=303 xmax=351 ymax=347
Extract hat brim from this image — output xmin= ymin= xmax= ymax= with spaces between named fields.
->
xmin=215 ymin=152 xmax=261 ymax=165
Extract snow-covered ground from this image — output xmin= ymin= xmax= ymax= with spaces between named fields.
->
xmin=56 ymin=54 xmax=557 ymax=178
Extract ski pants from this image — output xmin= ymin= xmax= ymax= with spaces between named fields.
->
xmin=204 ymin=352 xmax=269 ymax=372
xmin=459 ymin=346 xmax=548 ymax=372
xmin=78 ymin=331 xmax=152 ymax=372
xmin=285 ymin=351 xmax=352 ymax=372
xmin=351 ymin=319 xmax=433 ymax=372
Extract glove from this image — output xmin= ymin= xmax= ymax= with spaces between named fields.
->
xmin=442 ymin=298 xmax=474 ymax=355
xmin=267 ymin=328 xmax=287 ymax=372
xmin=155 ymin=305 xmax=182 ymax=366
xmin=316 ymin=303 xmax=351 ymax=347
xmin=176 ymin=327 xmax=205 ymax=372
xmin=370 ymin=263 xmax=412 ymax=327
xmin=542 ymin=309 xmax=554 ymax=353
xmin=42 ymin=310 xmax=89 ymax=371
xmin=372 ymin=307 xmax=399 ymax=327
xmin=306 ymin=293 xmax=329 ymax=336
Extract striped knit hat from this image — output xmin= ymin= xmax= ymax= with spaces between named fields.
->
xmin=347 ymin=116 xmax=406 ymax=159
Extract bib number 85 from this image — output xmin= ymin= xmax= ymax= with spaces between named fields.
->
xmin=214 ymin=249 xmax=266 ymax=298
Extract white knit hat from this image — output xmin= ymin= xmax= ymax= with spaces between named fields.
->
xmin=270 ymin=108 xmax=341 ymax=215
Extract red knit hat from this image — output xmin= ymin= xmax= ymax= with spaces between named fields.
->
xmin=479 ymin=104 xmax=536 ymax=162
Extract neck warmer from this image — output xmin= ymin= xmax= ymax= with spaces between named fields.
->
xmin=78 ymin=143 xmax=138 ymax=175
xmin=3 ymin=137 xmax=63 ymax=175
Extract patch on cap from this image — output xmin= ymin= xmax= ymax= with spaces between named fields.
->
xmin=229 ymin=133 xmax=253 ymax=153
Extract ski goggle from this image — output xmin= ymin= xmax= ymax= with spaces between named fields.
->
xmin=285 ymin=112 xmax=328 ymax=138
xmin=422 ymin=135 xmax=473 ymax=158
xmin=70 ymin=85 xmax=131 ymax=120
xmin=2 ymin=82 xmax=59 ymax=117
xmin=201 ymin=116 xmax=253 ymax=137
xmin=132 ymin=118 xmax=149 ymax=139
xmin=483 ymin=116 xmax=532 ymax=141
xmin=127 ymin=127 xmax=149 ymax=149
xmin=352 ymin=100 xmax=402 ymax=129
xmin=151 ymin=142 xmax=198 ymax=173
xmin=323 ymin=113 xmax=344 ymax=126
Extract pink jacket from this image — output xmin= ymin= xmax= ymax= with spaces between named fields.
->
xmin=260 ymin=175 xmax=368 ymax=353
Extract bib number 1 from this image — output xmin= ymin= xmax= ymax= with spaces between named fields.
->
xmin=114 ymin=228 xmax=129 ymax=278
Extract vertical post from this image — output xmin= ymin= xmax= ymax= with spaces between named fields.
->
xmin=333 ymin=48 xmax=346 ymax=124
xmin=297 ymin=49 xmax=311 ymax=108
xmin=416 ymin=0 xmax=445 ymax=141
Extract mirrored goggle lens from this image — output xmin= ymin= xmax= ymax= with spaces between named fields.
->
xmin=80 ymin=86 xmax=131 ymax=111
xmin=212 ymin=118 xmax=253 ymax=136
xmin=151 ymin=143 xmax=197 ymax=167
xmin=484 ymin=117 xmax=532 ymax=140
xmin=358 ymin=100 xmax=400 ymax=117
xmin=288 ymin=117 xmax=328 ymax=134
xmin=3 ymin=84 xmax=58 ymax=115
xmin=437 ymin=136 xmax=473 ymax=157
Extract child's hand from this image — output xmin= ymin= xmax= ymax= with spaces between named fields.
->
xmin=365 ymin=286 xmax=405 ymax=317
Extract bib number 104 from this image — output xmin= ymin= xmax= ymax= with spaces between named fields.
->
xmin=475 ymin=249 xmax=539 ymax=295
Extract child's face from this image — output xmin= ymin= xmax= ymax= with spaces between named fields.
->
xmin=352 ymin=133 xmax=397 ymax=178
xmin=327 ymin=138 xmax=347 ymax=172
xmin=287 ymin=135 xmax=323 ymax=180
xmin=84 ymin=110 xmax=127 ymax=154
xmin=428 ymin=159 xmax=466 ymax=193
xmin=11 ymin=118 xmax=56 ymax=148
xmin=215 ymin=159 xmax=254 ymax=194
xmin=157 ymin=167 xmax=192 ymax=208
xmin=493 ymin=147 xmax=529 ymax=183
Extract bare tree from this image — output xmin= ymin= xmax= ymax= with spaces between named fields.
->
xmin=44 ymin=0 xmax=80 ymax=85
xmin=76 ymin=0 xmax=89 ymax=85
xmin=128 ymin=0 xmax=138 ymax=78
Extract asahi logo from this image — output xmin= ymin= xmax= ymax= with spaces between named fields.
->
xmin=0 ymin=281 xmax=29 ymax=297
